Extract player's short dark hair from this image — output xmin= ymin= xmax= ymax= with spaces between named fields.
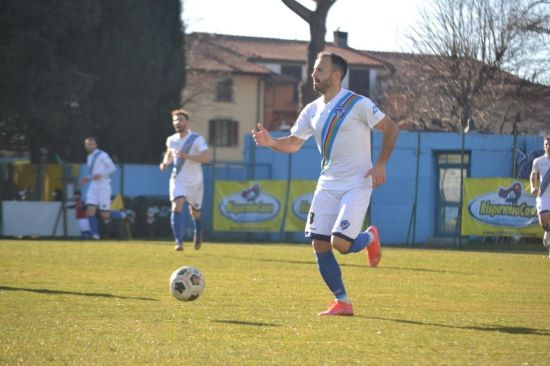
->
xmin=545 ymin=135 xmax=550 ymax=142
xmin=317 ymin=51 xmax=348 ymax=80
xmin=171 ymin=108 xmax=190 ymax=121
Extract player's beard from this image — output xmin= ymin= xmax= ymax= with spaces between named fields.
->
xmin=313 ymin=78 xmax=331 ymax=94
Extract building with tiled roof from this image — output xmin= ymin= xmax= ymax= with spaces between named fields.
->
xmin=182 ymin=32 xmax=549 ymax=162
xmin=182 ymin=32 xmax=391 ymax=161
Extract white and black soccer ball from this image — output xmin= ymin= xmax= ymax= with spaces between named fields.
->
xmin=169 ymin=266 xmax=205 ymax=301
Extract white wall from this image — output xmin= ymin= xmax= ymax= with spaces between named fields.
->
xmin=2 ymin=201 xmax=80 ymax=237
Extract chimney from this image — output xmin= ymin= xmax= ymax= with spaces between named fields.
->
xmin=333 ymin=30 xmax=348 ymax=47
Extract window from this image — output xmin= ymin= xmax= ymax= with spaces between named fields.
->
xmin=216 ymin=78 xmax=233 ymax=102
xmin=281 ymin=65 xmax=302 ymax=102
xmin=348 ymin=68 xmax=370 ymax=97
xmin=281 ymin=65 xmax=302 ymax=80
xmin=209 ymin=119 xmax=239 ymax=147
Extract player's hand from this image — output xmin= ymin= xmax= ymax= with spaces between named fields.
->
xmin=251 ymin=123 xmax=272 ymax=147
xmin=159 ymin=163 xmax=167 ymax=171
xmin=531 ymin=187 xmax=539 ymax=196
xmin=365 ymin=163 xmax=386 ymax=188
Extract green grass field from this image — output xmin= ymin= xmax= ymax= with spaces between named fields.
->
xmin=1 ymin=239 xmax=549 ymax=365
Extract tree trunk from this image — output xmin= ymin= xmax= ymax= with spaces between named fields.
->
xmin=281 ymin=0 xmax=336 ymax=107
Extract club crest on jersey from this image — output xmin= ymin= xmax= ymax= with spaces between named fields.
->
xmin=340 ymin=220 xmax=350 ymax=230
xmin=334 ymin=107 xmax=345 ymax=116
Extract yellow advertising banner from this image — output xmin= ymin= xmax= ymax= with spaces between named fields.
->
xmin=461 ymin=178 xmax=541 ymax=237
xmin=214 ymin=180 xmax=318 ymax=232
xmin=284 ymin=180 xmax=316 ymax=232
xmin=214 ymin=180 xmax=286 ymax=232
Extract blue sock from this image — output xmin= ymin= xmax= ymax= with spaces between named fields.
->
xmin=88 ymin=216 xmax=99 ymax=237
xmin=110 ymin=211 xmax=125 ymax=219
xmin=347 ymin=232 xmax=372 ymax=253
xmin=315 ymin=251 xmax=347 ymax=301
xmin=193 ymin=217 xmax=203 ymax=236
xmin=171 ymin=211 xmax=183 ymax=244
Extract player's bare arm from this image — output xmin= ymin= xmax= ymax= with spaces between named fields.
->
xmin=530 ymin=169 xmax=539 ymax=195
xmin=159 ymin=149 xmax=173 ymax=171
xmin=366 ymin=116 xmax=399 ymax=187
xmin=79 ymin=174 xmax=103 ymax=183
xmin=251 ymin=123 xmax=305 ymax=153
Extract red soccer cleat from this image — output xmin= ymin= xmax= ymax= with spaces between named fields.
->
xmin=366 ymin=226 xmax=382 ymax=267
xmin=317 ymin=300 xmax=354 ymax=316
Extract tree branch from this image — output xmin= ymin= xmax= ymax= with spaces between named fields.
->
xmin=280 ymin=0 xmax=313 ymax=22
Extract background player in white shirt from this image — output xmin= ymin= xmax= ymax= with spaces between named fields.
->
xmin=160 ymin=109 xmax=210 ymax=251
xmin=80 ymin=137 xmax=129 ymax=239
xmin=530 ymin=135 xmax=550 ymax=257
xmin=252 ymin=52 xmax=399 ymax=316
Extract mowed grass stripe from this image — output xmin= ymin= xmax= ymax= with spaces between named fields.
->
xmin=1 ymin=240 xmax=549 ymax=365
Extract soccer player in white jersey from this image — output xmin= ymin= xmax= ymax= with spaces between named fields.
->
xmin=160 ymin=109 xmax=210 ymax=251
xmin=252 ymin=52 xmax=399 ymax=316
xmin=80 ymin=137 xmax=129 ymax=240
xmin=530 ymin=135 xmax=550 ymax=257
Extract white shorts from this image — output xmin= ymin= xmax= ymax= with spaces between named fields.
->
xmin=305 ymin=185 xmax=372 ymax=242
xmin=536 ymin=196 xmax=550 ymax=214
xmin=85 ymin=184 xmax=112 ymax=211
xmin=169 ymin=179 xmax=204 ymax=210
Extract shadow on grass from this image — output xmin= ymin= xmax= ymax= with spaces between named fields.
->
xmin=222 ymin=254 xmax=462 ymax=274
xmin=0 ymin=285 xmax=158 ymax=301
xmin=367 ymin=316 xmax=550 ymax=336
xmin=212 ymin=319 xmax=280 ymax=327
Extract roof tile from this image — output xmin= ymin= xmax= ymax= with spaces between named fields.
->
xmin=187 ymin=33 xmax=387 ymax=72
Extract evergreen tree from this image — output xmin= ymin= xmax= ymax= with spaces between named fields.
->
xmin=88 ymin=0 xmax=185 ymax=163
xmin=0 ymin=0 xmax=185 ymax=163
xmin=0 ymin=0 xmax=100 ymax=162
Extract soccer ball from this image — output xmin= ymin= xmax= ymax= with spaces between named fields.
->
xmin=169 ymin=266 xmax=205 ymax=301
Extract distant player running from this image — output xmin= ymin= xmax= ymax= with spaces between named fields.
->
xmin=80 ymin=137 xmax=130 ymax=240
xmin=252 ymin=52 xmax=399 ymax=316
xmin=530 ymin=135 xmax=550 ymax=257
xmin=160 ymin=109 xmax=210 ymax=251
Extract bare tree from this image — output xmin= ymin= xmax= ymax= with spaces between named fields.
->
xmin=405 ymin=0 xmax=549 ymax=133
xmin=180 ymin=34 xmax=227 ymax=112
xmin=511 ymin=0 xmax=550 ymax=83
xmin=281 ymin=0 xmax=337 ymax=106
xmin=516 ymin=0 xmax=550 ymax=34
